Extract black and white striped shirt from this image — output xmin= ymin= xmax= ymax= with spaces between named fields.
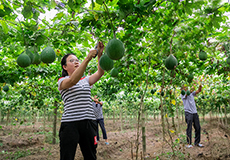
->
xmin=58 ymin=76 xmax=96 ymax=122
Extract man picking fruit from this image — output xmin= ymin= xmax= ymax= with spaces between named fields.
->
xmin=181 ymin=83 xmax=204 ymax=148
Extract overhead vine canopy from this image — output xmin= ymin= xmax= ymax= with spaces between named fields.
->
xmin=0 ymin=0 xmax=229 ymax=98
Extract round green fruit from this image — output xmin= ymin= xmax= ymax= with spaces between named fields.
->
xmin=181 ymin=90 xmax=185 ymax=95
xmin=151 ymin=89 xmax=156 ymax=94
xmin=21 ymin=90 xmax=26 ymax=95
xmin=161 ymin=91 xmax=164 ymax=96
xmin=26 ymin=49 xmax=34 ymax=63
xmin=106 ymin=38 xmax=125 ymax=60
xmin=165 ymin=54 xmax=178 ymax=70
xmin=227 ymin=56 xmax=230 ymax=65
xmin=41 ymin=47 xmax=56 ymax=63
xmin=186 ymin=90 xmax=190 ymax=96
xmin=35 ymin=101 xmax=39 ymax=106
xmin=32 ymin=52 xmax=41 ymax=65
xmin=199 ymin=51 xmax=207 ymax=61
xmin=3 ymin=85 xmax=9 ymax=92
xmin=40 ymin=100 xmax=44 ymax=106
xmin=110 ymin=68 xmax=118 ymax=77
xmin=17 ymin=52 xmax=31 ymax=68
xmin=99 ymin=54 xmax=114 ymax=71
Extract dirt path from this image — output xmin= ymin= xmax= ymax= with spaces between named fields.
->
xmin=0 ymin=117 xmax=229 ymax=160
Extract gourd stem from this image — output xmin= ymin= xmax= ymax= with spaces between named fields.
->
xmin=103 ymin=2 xmax=116 ymax=39
xmin=169 ymin=29 xmax=176 ymax=55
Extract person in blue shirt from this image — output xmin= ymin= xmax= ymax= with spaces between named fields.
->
xmin=181 ymin=83 xmax=204 ymax=148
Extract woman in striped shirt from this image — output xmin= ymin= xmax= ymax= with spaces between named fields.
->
xmin=58 ymin=42 xmax=104 ymax=160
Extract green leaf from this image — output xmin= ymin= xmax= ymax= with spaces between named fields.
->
xmin=213 ymin=19 xmax=220 ymax=29
xmin=33 ymin=10 xmax=39 ymax=20
xmin=52 ymin=12 xmax=64 ymax=21
xmin=51 ymin=0 xmax=57 ymax=8
xmin=108 ymin=0 xmax=119 ymax=6
xmin=140 ymin=0 xmax=150 ymax=6
xmin=0 ymin=5 xmax=12 ymax=17
xmin=96 ymin=0 xmax=104 ymax=5
xmin=22 ymin=5 xmax=32 ymax=18
xmin=0 ymin=20 xmax=9 ymax=34
xmin=68 ymin=0 xmax=81 ymax=11
xmin=82 ymin=40 xmax=90 ymax=47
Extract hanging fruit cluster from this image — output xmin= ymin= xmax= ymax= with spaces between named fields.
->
xmin=17 ymin=47 xmax=56 ymax=68
xmin=99 ymin=38 xmax=125 ymax=78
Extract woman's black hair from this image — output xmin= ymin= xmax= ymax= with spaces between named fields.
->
xmin=61 ymin=53 xmax=75 ymax=77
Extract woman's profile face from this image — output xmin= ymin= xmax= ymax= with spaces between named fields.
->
xmin=63 ymin=55 xmax=80 ymax=75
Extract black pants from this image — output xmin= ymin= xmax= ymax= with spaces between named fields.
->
xmin=59 ymin=120 xmax=97 ymax=160
xmin=96 ymin=118 xmax=107 ymax=141
xmin=185 ymin=112 xmax=201 ymax=145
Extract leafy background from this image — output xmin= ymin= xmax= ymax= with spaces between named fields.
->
xmin=0 ymin=0 xmax=230 ymax=128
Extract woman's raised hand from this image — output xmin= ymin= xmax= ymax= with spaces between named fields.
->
xmin=97 ymin=41 xmax=104 ymax=57
xmin=87 ymin=49 xmax=98 ymax=60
